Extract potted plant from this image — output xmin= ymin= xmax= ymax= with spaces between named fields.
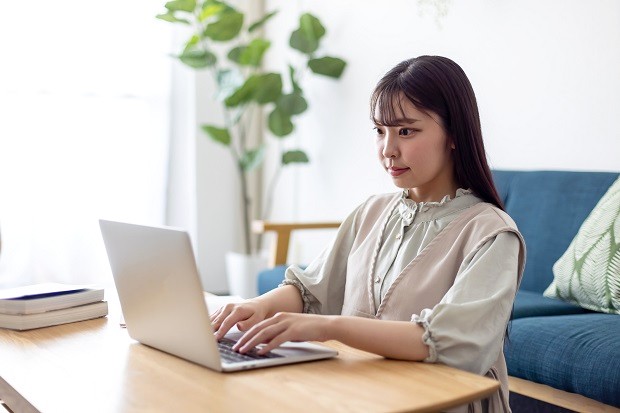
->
xmin=157 ymin=0 xmax=346 ymax=296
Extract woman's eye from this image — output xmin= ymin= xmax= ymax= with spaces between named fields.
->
xmin=399 ymin=128 xmax=416 ymax=136
xmin=374 ymin=127 xmax=384 ymax=135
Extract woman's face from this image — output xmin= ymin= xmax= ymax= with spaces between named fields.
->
xmin=374 ymin=95 xmax=458 ymax=202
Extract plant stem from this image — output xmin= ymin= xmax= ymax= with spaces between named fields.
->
xmin=256 ymin=161 xmax=282 ymax=251
xmin=227 ymin=105 xmax=252 ymax=255
xmin=236 ymin=104 xmax=253 ymax=255
xmin=237 ymin=161 xmax=252 ymax=255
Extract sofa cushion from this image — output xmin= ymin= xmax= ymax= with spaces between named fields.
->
xmin=544 ymin=177 xmax=620 ymax=314
xmin=512 ymin=290 xmax=591 ymax=319
xmin=257 ymin=266 xmax=287 ymax=295
xmin=505 ymin=313 xmax=620 ymax=407
xmin=493 ymin=170 xmax=619 ymax=293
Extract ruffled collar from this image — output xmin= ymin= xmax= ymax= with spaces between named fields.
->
xmin=397 ymin=188 xmax=473 ymax=226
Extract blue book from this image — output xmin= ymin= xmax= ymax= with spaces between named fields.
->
xmin=0 ymin=283 xmax=104 ymax=315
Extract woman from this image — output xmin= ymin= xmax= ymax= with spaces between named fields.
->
xmin=212 ymin=55 xmax=525 ymax=413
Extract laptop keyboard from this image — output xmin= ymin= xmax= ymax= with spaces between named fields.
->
xmin=218 ymin=338 xmax=283 ymax=363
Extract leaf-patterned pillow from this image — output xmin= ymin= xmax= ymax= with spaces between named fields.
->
xmin=544 ymin=176 xmax=620 ymax=314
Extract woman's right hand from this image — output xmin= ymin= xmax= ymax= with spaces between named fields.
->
xmin=210 ymin=300 xmax=269 ymax=340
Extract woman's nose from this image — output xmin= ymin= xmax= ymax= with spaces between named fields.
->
xmin=382 ymin=133 xmax=398 ymax=158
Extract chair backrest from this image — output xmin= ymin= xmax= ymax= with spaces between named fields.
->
xmin=253 ymin=221 xmax=340 ymax=267
xmin=492 ymin=170 xmax=619 ymax=293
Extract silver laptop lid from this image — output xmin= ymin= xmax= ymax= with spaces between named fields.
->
xmin=99 ymin=220 xmax=223 ymax=370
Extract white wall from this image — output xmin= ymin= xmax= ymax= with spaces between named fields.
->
xmin=260 ymin=0 xmax=620 ymax=265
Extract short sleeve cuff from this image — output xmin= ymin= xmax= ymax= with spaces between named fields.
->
xmin=279 ymin=279 xmax=311 ymax=313
xmin=412 ymin=312 xmax=438 ymax=363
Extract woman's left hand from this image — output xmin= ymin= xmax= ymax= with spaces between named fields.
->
xmin=232 ymin=312 xmax=334 ymax=355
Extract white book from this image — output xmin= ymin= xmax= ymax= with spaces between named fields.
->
xmin=0 ymin=301 xmax=108 ymax=331
xmin=0 ymin=283 xmax=105 ymax=315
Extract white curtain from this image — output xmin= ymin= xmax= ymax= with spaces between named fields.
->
xmin=0 ymin=1 xmax=173 ymax=287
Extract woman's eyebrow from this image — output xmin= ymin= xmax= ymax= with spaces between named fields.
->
xmin=386 ymin=117 xmax=421 ymax=125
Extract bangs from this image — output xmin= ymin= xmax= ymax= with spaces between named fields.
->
xmin=370 ymin=82 xmax=422 ymax=126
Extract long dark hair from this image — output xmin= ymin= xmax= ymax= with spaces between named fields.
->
xmin=370 ymin=55 xmax=504 ymax=210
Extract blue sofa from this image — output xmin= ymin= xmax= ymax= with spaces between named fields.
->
xmin=257 ymin=170 xmax=620 ymax=410
xmin=494 ymin=170 xmax=620 ymax=410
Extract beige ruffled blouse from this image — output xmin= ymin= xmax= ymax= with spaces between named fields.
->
xmin=282 ymin=189 xmax=521 ymax=378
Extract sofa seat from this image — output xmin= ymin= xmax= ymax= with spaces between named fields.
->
xmin=512 ymin=290 xmax=592 ymax=319
xmin=505 ymin=313 xmax=620 ymax=407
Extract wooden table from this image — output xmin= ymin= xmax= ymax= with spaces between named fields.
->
xmin=0 ymin=295 xmax=499 ymax=413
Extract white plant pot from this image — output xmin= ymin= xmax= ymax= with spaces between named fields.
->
xmin=225 ymin=251 xmax=268 ymax=299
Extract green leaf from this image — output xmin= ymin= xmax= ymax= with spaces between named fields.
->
xmin=227 ymin=39 xmax=270 ymax=67
xmin=308 ymin=56 xmax=346 ymax=78
xmin=178 ymin=49 xmax=217 ymax=68
xmin=204 ymin=11 xmax=243 ymax=41
xmin=301 ymin=13 xmax=325 ymax=38
xmin=282 ymin=150 xmax=309 ymax=165
xmin=289 ymin=29 xmax=316 ymax=54
xmin=248 ymin=10 xmax=278 ymax=32
xmin=201 ymin=125 xmax=231 ymax=146
xmin=215 ymin=68 xmax=244 ymax=102
xmin=183 ymin=35 xmax=200 ymax=52
xmin=268 ymin=107 xmax=294 ymax=137
xmin=289 ymin=13 xmax=325 ymax=54
xmin=288 ymin=65 xmax=301 ymax=93
xmin=240 ymin=145 xmax=266 ymax=171
xmin=164 ymin=0 xmax=196 ymax=12
xmin=225 ymin=75 xmax=260 ymax=107
xmin=156 ymin=12 xmax=190 ymax=24
xmin=227 ymin=46 xmax=244 ymax=63
xmin=202 ymin=0 xmax=231 ymax=11
xmin=199 ymin=3 xmax=225 ymax=21
xmin=254 ymin=73 xmax=282 ymax=104
xmin=276 ymin=93 xmax=307 ymax=116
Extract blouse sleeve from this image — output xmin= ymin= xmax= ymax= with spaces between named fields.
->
xmin=280 ymin=202 xmax=363 ymax=315
xmin=412 ymin=231 xmax=521 ymax=375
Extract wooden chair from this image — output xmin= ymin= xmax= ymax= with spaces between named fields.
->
xmin=252 ymin=220 xmax=341 ymax=267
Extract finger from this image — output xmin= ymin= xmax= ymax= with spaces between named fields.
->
xmin=215 ymin=316 xmax=240 ymax=339
xmin=232 ymin=317 xmax=280 ymax=350
xmin=211 ymin=307 xmax=232 ymax=331
xmin=237 ymin=323 xmax=289 ymax=353
xmin=215 ymin=313 xmax=245 ymax=339
xmin=256 ymin=334 xmax=289 ymax=355
xmin=245 ymin=325 xmax=290 ymax=354
xmin=235 ymin=313 xmax=264 ymax=332
xmin=209 ymin=307 xmax=223 ymax=323
xmin=212 ymin=307 xmax=234 ymax=330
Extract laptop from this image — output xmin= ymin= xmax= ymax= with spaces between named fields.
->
xmin=99 ymin=219 xmax=337 ymax=372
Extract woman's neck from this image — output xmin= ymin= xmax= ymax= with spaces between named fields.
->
xmin=407 ymin=178 xmax=460 ymax=203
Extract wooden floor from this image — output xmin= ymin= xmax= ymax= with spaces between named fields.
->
xmin=509 ymin=377 xmax=620 ymax=413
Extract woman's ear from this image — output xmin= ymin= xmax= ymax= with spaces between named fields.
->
xmin=450 ymin=142 xmax=456 ymax=150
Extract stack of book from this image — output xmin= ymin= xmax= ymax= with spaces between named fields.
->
xmin=0 ymin=283 xmax=108 ymax=331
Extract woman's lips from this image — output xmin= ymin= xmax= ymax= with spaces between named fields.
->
xmin=388 ymin=167 xmax=410 ymax=177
